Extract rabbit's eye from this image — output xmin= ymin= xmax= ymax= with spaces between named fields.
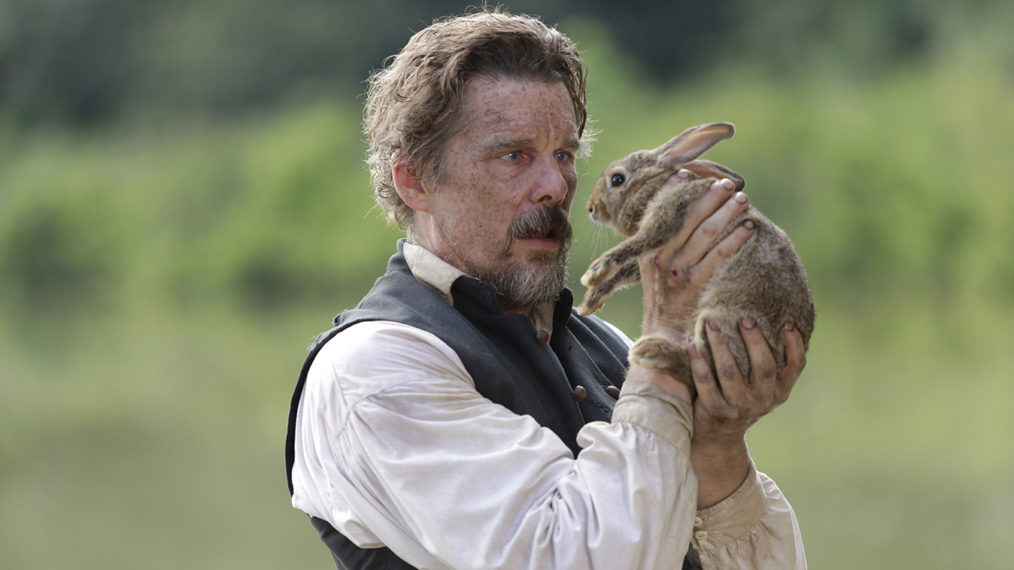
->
xmin=610 ymin=173 xmax=625 ymax=187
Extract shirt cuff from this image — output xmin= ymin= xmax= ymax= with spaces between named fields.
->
xmin=611 ymin=380 xmax=694 ymax=450
xmin=691 ymin=464 xmax=805 ymax=567
xmin=692 ymin=463 xmax=764 ymax=549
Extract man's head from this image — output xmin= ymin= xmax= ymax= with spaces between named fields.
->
xmin=364 ymin=9 xmax=589 ymax=229
xmin=362 ymin=9 xmax=590 ymax=311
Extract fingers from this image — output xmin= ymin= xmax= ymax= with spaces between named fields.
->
xmin=639 ymin=171 xmax=755 ymax=346
xmin=693 ymin=219 xmax=754 ymax=286
xmin=691 ymin=324 xmax=760 ymax=439
xmin=692 ymin=319 xmax=790 ymax=430
xmin=688 ymin=341 xmax=720 ymax=403
xmin=775 ymin=326 xmax=806 ymax=405
xmin=676 ymin=174 xmax=739 ymax=245
xmin=704 ymin=320 xmax=748 ymax=404
xmin=740 ymin=318 xmax=776 ymax=392
xmin=656 ymin=176 xmax=751 ymax=280
xmin=685 ymin=184 xmax=749 ymax=264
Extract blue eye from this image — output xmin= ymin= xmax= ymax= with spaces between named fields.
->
xmin=503 ymin=151 xmax=520 ymax=162
xmin=554 ymin=151 xmax=573 ymax=162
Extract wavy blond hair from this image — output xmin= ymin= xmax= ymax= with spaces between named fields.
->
xmin=363 ymin=8 xmax=589 ymax=228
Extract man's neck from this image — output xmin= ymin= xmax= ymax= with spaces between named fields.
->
xmin=402 ymin=240 xmax=557 ymax=332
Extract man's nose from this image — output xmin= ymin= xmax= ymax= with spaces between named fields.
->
xmin=531 ymin=155 xmax=570 ymax=206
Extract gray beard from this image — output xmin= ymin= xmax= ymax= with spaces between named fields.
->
xmin=480 ymin=251 xmax=569 ymax=311
xmin=468 ymin=205 xmax=573 ymax=311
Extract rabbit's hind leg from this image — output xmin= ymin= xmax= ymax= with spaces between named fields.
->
xmin=628 ymin=336 xmax=694 ymax=389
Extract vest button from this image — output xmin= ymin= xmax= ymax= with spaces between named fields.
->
xmin=605 ymin=385 xmax=620 ymax=399
xmin=573 ymin=385 xmax=588 ymax=402
xmin=535 ymin=329 xmax=551 ymax=345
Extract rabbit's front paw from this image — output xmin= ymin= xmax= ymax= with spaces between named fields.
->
xmin=577 ymin=287 xmax=606 ymax=316
xmin=581 ymin=257 xmax=619 ymax=287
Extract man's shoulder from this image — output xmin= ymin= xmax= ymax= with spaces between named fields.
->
xmin=345 ymin=261 xmax=457 ymax=327
xmin=308 ymin=320 xmax=473 ymax=399
xmin=318 ymin=320 xmax=463 ymax=369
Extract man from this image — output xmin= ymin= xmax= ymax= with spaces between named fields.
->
xmin=286 ymin=9 xmax=807 ymax=569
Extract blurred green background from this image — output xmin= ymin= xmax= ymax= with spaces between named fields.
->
xmin=1 ymin=0 xmax=1012 ymax=568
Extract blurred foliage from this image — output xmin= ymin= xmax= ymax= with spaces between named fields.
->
xmin=3 ymin=0 xmax=997 ymax=125
xmin=2 ymin=0 xmax=1014 ymax=568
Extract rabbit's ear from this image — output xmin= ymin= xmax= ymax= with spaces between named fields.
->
xmin=682 ymin=159 xmax=746 ymax=191
xmin=658 ymin=122 xmax=735 ymax=163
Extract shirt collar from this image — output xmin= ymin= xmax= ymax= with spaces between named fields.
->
xmin=402 ymin=241 xmax=557 ymax=334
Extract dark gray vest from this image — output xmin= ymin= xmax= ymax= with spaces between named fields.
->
xmin=284 ymin=242 xmax=632 ymax=569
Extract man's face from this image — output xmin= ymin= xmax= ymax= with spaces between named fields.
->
xmin=417 ymin=77 xmax=580 ymax=310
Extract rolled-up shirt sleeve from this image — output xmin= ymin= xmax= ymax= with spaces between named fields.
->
xmin=692 ymin=464 xmax=806 ymax=568
xmin=291 ymin=320 xmax=700 ymax=569
xmin=607 ymin=323 xmax=808 ymax=569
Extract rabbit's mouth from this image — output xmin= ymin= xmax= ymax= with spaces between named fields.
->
xmin=587 ymin=207 xmax=611 ymax=226
xmin=586 ymin=195 xmax=613 ymax=226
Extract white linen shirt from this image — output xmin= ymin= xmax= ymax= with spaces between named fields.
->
xmin=291 ymin=242 xmax=806 ymax=569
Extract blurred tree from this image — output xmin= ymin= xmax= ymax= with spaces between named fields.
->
xmin=0 ymin=184 xmax=128 ymax=311
xmin=1 ymin=0 xmax=958 ymax=126
xmin=727 ymin=0 xmax=936 ymax=76
xmin=0 ymin=0 xmax=163 ymax=123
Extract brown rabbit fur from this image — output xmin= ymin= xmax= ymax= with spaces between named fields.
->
xmin=578 ymin=122 xmax=815 ymax=388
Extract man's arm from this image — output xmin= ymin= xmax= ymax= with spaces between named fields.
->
xmin=291 ymin=321 xmax=701 ymax=570
xmin=634 ymin=173 xmax=752 ymax=399
xmin=633 ymin=173 xmax=808 ymax=567
xmin=683 ymin=322 xmax=808 ymax=568
xmin=690 ymin=320 xmax=806 ymax=507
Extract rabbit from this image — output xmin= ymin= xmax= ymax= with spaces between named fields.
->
xmin=578 ymin=121 xmax=815 ymax=389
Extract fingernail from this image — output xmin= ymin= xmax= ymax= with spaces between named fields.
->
xmin=742 ymin=317 xmax=756 ymax=329
xmin=734 ymin=191 xmax=748 ymax=204
xmin=707 ymin=320 xmax=720 ymax=331
xmin=742 ymin=219 xmax=755 ymax=230
xmin=785 ymin=323 xmax=796 ymax=332
xmin=677 ymin=169 xmax=691 ymax=179
xmin=720 ymin=178 xmax=735 ymax=190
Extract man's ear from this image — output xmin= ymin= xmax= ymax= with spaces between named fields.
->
xmin=392 ymin=158 xmax=433 ymax=213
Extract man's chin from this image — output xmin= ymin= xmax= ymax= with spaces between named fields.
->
xmin=493 ymin=259 xmax=569 ymax=310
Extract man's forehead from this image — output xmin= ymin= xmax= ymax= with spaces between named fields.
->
xmin=459 ymin=78 xmax=579 ymax=144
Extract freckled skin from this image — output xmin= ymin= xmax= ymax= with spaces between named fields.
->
xmin=410 ymin=78 xmax=580 ymax=289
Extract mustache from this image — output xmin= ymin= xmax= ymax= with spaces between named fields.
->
xmin=506 ymin=206 xmax=573 ymax=246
